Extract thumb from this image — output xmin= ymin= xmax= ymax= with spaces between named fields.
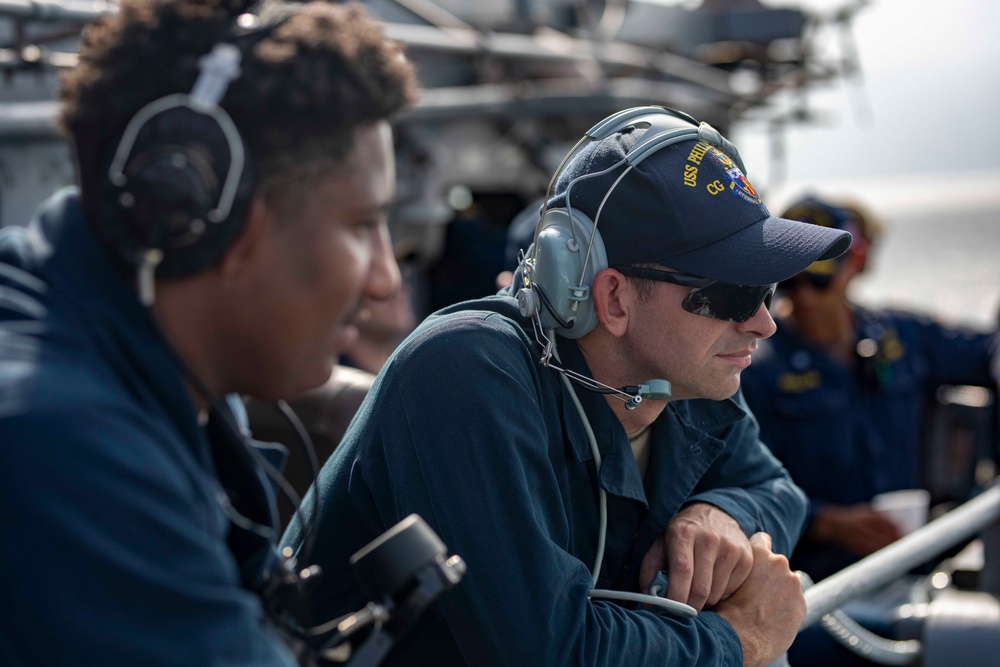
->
xmin=639 ymin=538 xmax=666 ymax=592
xmin=749 ymin=532 xmax=773 ymax=552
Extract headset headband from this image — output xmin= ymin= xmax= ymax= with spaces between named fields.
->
xmin=102 ymin=9 xmax=292 ymax=306
xmin=533 ymin=106 xmax=745 ymax=261
xmin=519 ymin=106 xmax=746 ymax=339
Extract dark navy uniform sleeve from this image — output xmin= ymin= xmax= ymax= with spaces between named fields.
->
xmin=346 ymin=311 xmax=744 ymax=666
xmin=1 ymin=190 xmax=296 ymax=666
xmin=0 ymin=405 xmax=297 ymax=667
xmin=898 ymin=311 xmax=998 ymax=388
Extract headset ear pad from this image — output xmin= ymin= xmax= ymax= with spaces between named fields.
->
xmin=99 ymin=105 xmax=257 ymax=279
xmin=531 ymin=206 xmax=608 ymax=339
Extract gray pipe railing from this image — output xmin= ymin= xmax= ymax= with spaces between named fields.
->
xmin=801 ymin=479 xmax=1000 ymax=629
xmin=0 ymin=101 xmax=61 ymax=140
xmin=0 ymin=0 xmax=735 ymax=95
xmin=0 ymin=0 xmax=115 ymax=22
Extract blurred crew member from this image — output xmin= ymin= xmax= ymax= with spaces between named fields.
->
xmin=742 ymin=195 xmax=1000 ymax=583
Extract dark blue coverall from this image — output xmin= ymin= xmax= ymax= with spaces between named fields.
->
xmin=284 ymin=294 xmax=807 ymax=666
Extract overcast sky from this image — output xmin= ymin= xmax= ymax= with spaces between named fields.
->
xmin=644 ymin=0 xmax=1000 ymax=326
xmin=728 ymin=0 xmax=1000 ymax=326
xmin=723 ymin=0 xmax=1000 ymax=213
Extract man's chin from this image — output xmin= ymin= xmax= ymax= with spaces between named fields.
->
xmin=295 ymin=359 xmax=337 ymax=395
xmin=251 ymin=361 xmax=336 ymax=402
xmin=706 ymin=376 xmax=742 ymax=402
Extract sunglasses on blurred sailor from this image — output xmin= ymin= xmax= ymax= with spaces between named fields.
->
xmin=614 ymin=266 xmax=776 ymax=323
xmin=778 ymin=272 xmax=835 ymax=292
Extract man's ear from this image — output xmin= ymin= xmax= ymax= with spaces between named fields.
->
xmin=591 ymin=268 xmax=631 ymax=338
xmin=218 ymin=195 xmax=274 ymax=282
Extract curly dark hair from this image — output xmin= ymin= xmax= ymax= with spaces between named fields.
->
xmin=59 ymin=0 xmax=418 ymax=220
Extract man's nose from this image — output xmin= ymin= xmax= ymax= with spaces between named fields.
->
xmin=366 ymin=224 xmax=401 ymax=302
xmin=738 ymin=300 xmax=777 ymax=339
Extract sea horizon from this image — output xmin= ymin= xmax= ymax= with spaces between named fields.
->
xmin=763 ymin=170 xmax=1000 ymax=331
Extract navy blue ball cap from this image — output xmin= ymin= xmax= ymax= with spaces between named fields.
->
xmin=780 ymin=195 xmax=861 ymax=277
xmin=550 ymin=126 xmax=853 ymax=285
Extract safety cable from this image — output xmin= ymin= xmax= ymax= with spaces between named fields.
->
xmin=551 ymin=342 xmax=696 ymax=618
xmin=797 ymin=571 xmax=922 ymax=665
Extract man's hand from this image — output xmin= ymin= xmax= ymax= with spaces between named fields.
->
xmin=715 ymin=533 xmax=806 ymax=667
xmin=639 ymin=502 xmax=753 ymax=611
xmin=808 ymin=503 xmax=902 ymax=556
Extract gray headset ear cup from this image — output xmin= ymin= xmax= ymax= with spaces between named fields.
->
xmin=530 ymin=207 xmax=607 ymax=338
xmin=522 ymin=107 xmax=740 ymax=339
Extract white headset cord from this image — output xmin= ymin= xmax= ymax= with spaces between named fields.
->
xmin=550 ymin=341 xmax=698 ymax=619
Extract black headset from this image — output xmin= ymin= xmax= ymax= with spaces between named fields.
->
xmin=98 ymin=12 xmax=287 ymax=305
xmin=515 ymin=106 xmax=747 ymax=339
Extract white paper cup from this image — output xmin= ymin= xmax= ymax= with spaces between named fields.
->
xmin=871 ymin=489 xmax=931 ymax=535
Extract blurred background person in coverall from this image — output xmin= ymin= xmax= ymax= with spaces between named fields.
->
xmin=741 ymin=194 xmax=1000 ymax=666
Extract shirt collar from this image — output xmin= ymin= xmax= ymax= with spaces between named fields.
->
xmin=556 ymin=333 xmax=752 ymax=508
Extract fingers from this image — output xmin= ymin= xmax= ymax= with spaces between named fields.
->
xmin=683 ymin=535 xmax=715 ymax=611
xmin=697 ymin=530 xmax=751 ymax=609
xmin=665 ymin=532 xmax=696 ymax=607
xmin=714 ymin=539 xmax=754 ymax=605
xmin=868 ymin=514 xmax=903 ymax=542
xmin=749 ymin=531 xmax=772 ymax=551
xmin=642 ymin=505 xmax=764 ymax=611
xmin=659 ymin=504 xmax=756 ymax=610
xmin=843 ymin=509 xmax=902 ymax=555
xmin=817 ymin=504 xmax=902 ymax=555
xmin=850 ymin=524 xmax=899 ymax=555
xmin=665 ymin=521 xmax=754 ymax=610
xmin=638 ymin=537 xmax=666 ymax=593
xmin=716 ymin=535 xmax=805 ymax=667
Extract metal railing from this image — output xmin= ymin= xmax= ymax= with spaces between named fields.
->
xmin=0 ymin=0 xmax=115 ymax=22
xmin=801 ymin=478 xmax=1000 ymax=629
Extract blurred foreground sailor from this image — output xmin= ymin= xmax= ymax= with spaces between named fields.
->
xmin=0 ymin=0 xmax=417 ymax=664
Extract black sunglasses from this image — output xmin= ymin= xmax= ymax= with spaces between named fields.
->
xmin=778 ymin=272 xmax=835 ymax=292
xmin=615 ymin=266 xmax=776 ymax=323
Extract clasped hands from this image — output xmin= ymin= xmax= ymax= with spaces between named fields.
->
xmin=640 ymin=502 xmax=755 ymax=610
xmin=640 ymin=502 xmax=806 ymax=667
